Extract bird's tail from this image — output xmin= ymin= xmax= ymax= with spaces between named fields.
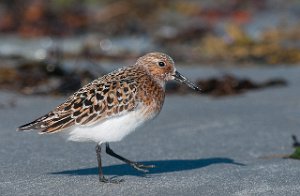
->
xmin=17 ymin=121 xmax=40 ymax=131
xmin=17 ymin=112 xmax=53 ymax=131
xmin=17 ymin=115 xmax=49 ymax=131
xmin=17 ymin=111 xmax=75 ymax=134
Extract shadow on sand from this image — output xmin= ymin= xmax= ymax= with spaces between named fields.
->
xmin=52 ymin=157 xmax=245 ymax=176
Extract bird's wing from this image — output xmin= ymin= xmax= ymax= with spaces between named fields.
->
xmin=18 ymin=78 xmax=138 ymax=133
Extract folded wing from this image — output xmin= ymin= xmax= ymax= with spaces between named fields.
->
xmin=18 ymin=78 xmax=138 ymax=134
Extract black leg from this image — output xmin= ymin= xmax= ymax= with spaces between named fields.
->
xmin=95 ymin=144 xmax=123 ymax=183
xmin=105 ymin=143 xmax=155 ymax=172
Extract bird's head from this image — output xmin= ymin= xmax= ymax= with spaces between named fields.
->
xmin=136 ymin=52 xmax=200 ymax=91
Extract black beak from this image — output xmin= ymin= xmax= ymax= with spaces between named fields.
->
xmin=173 ymin=71 xmax=200 ymax=91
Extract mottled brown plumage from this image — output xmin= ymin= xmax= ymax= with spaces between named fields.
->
xmin=18 ymin=52 xmax=179 ymax=135
xmin=17 ymin=52 xmax=199 ymax=183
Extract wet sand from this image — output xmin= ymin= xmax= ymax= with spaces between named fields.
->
xmin=1 ymin=66 xmax=300 ymax=195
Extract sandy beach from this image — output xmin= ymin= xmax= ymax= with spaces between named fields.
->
xmin=1 ymin=66 xmax=300 ymax=195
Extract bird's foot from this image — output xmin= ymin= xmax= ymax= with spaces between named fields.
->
xmin=130 ymin=162 xmax=155 ymax=172
xmin=99 ymin=176 xmax=124 ymax=184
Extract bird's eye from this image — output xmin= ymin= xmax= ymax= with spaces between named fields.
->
xmin=158 ymin=62 xmax=165 ymax=67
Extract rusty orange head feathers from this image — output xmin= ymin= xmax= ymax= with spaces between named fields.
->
xmin=136 ymin=52 xmax=200 ymax=91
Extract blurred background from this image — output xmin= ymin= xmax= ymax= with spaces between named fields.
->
xmin=0 ymin=0 xmax=299 ymax=96
xmin=2 ymin=2 xmax=300 ymax=194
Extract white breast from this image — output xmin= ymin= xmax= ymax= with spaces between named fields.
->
xmin=67 ymin=106 xmax=156 ymax=144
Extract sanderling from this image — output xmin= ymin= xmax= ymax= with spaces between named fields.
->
xmin=18 ymin=52 xmax=200 ymax=183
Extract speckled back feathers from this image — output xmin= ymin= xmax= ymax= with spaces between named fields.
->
xmin=18 ymin=52 xmax=175 ymax=133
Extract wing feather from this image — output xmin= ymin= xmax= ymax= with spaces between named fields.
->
xmin=18 ymin=72 xmax=139 ymax=134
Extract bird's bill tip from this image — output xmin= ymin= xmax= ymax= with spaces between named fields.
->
xmin=173 ymin=71 xmax=200 ymax=91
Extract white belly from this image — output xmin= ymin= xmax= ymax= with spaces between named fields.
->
xmin=67 ymin=107 xmax=155 ymax=143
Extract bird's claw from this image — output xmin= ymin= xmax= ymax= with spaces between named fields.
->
xmin=130 ymin=162 xmax=155 ymax=172
xmin=99 ymin=176 xmax=124 ymax=184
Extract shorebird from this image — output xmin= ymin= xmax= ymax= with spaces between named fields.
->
xmin=18 ymin=52 xmax=200 ymax=183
